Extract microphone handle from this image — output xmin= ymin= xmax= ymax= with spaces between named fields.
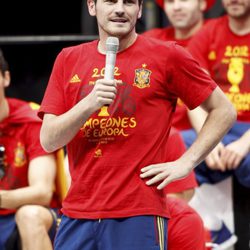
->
xmin=104 ymin=52 xmax=116 ymax=107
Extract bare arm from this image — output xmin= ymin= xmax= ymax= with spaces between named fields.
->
xmin=40 ymin=79 xmax=118 ymax=152
xmin=188 ymin=106 xmax=208 ymax=132
xmin=140 ymin=87 xmax=236 ymax=189
xmin=188 ymin=102 xmax=228 ymax=171
xmin=0 ymin=154 xmax=56 ymax=209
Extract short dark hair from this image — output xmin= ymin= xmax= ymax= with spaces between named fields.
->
xmin=0 ymin=49 xmax=9 ymax=74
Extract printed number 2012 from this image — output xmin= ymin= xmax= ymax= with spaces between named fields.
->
xmin=92 ymin=67 xmax=121 ymax=78
xmin=225 ymin=46 xmax=249 ymax=57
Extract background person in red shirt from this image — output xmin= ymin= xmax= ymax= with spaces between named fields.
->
xmin=0 ymin=48 xmax=59 ymax=250
xmin=182 ymin=0 xmax=250 ymax=248
xmin=165 ymin=128 xmax=206 ymax=250
xmin=143 ymin=0 xmax=215 ymax=131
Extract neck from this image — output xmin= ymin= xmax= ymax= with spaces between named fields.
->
xmin=228 ymin=15 xmax=250 ymax=35
xmin=98 ymin=31 xmax=138 ymax=53
xmin=175 ymin=19 xmax=203 ymax=40
xmin=0 ymin=98 xmax=9 ymax=122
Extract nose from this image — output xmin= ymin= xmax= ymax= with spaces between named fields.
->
xmin=172 ymin=0 xmax=181 ymax=10
xmin=114 ymin=0 xmax=125 ymax=15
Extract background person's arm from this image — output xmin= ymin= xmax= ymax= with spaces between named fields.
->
xmin=0 ymin=154 xmax=56 ymax=209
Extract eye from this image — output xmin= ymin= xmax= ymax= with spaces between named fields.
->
xmin=104 ymin=0 xmax=117 ymax=4
xmin=124 ymin=0 xmax=137 ymax=5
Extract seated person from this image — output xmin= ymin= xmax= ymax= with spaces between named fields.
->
xmin=0 ymin=48 xmax=59 ymax=250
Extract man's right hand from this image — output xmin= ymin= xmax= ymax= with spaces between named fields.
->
xmin=89 ymin=79 xmax=117 ymax=110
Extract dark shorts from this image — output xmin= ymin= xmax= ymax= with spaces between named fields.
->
xmin=181 ymin=122 xmax=250 ymax=187
xmin=54 ymin=215 xmax=168 ymax=250
xmin=0 ymin=208 xmax=59 ymax=250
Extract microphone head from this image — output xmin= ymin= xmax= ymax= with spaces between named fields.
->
xmin=106 ymin=37 xmax=119 ymax=53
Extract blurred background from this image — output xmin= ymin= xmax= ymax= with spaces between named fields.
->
xmin=0 ymin=0 xmax=224 ymax=103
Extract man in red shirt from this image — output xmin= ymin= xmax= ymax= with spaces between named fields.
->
xmin=143 ymin=0 xmax=215 ymax=131
xmin=182 ymin=0 xmax=250 ymax=248
xmin=38 ymin=0 xmax=236 ymax=249
xmin=0 ymin=49 xmax=59 ymax=250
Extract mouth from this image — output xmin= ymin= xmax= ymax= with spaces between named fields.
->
xmin=111 ymin=18 xmax=127 ymax=23
xmin=172 ymin=14 xmax=186 ymax=19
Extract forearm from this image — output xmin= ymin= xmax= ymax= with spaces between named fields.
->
xmin=40 ymin=95 xmax=95 ymax=152
xmin=182 ymin=103 xmax=236 ymax=169
xmin=0 ymin=185 xmax=53 ymax=209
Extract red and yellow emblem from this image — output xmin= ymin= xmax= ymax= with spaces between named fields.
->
xmin=133 ymin=64 xmax=151 ymax=89
xmin=14 ymin=142 xmax=27 ymax=167
xmin=94 ymin=149 xmax=102 ymax=158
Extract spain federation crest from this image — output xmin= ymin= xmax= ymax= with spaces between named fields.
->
xmin=133 ymin=64 xmax=151 ymax=89
xmin=14 ymin=142 xmax=27 ymax=167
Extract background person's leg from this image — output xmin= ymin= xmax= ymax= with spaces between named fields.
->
xmin=15 ymin=205 xmax=54 ymax=250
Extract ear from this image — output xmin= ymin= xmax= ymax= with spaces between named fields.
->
xmin=200 ymin=0 xmax=207 ymax=12
xmin=87 ymin=0 xmax=97 ymax=16
xmin=137 ymin=1 xmax=143 ymax=19
xmin=3 ymin=71 xmax=10 ymax=88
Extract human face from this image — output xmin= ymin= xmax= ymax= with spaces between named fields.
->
xmin=87 ymin=0 xmax=142 ymax=39
xmin=222 ymin=0 xmax=250 ymax=19
xmin=164 ymin=0 xmax=205 ymax=30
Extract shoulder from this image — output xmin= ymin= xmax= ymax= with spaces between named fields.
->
xmin=138 ymin=35 xmax=186 ymax=64
xmin=142 ymin=27 xmax=173 ymax=41
xmin=202 ymin=15 xmax=227 ymax=32
xmin=138 ymin=34 xmax=178 ymax=51
xmin=7 ymin=98 xmax=41 ymax=124
xmin=7 ymin=98 xmax=27 ymax=109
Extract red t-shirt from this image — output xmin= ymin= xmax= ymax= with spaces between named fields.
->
xmin=38 ymin=35 xmax=216 ymax=219
xmin=164 ymin=128 xmax=197 ymax=194
xmin=0 ymin=98 xmax=60 ymax=215
xmin=188 ymin=15 xmax=250 ymax=122
xmin=143 ymin=27 xmax=191 ymax=47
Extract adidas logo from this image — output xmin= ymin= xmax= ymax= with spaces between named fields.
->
xmin=69 ymin=74 xmax=81 ymax=83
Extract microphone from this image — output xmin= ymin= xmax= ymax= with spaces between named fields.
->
xmin=98 ymin=37 xmax=119 ymax=117
xmin=104 ymin=36 xmax=119 ymax=80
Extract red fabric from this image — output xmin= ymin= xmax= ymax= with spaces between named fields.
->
xmin=143 ymin=27 xmax=190 ymax=47
xmin=155 ymin=0 xmax=215 ymax=11
xmin=0 ymin=98 xmax=60 ymax=215
xmin=188 ymin=15 xmax=250 ymax=122
xmin=168 ymin=197 xmax=206 ymax=250
xmin=39 ymin=35 xmax=216 ymax=219
xmin=143 ymin=28 xmax=191 ymax=130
